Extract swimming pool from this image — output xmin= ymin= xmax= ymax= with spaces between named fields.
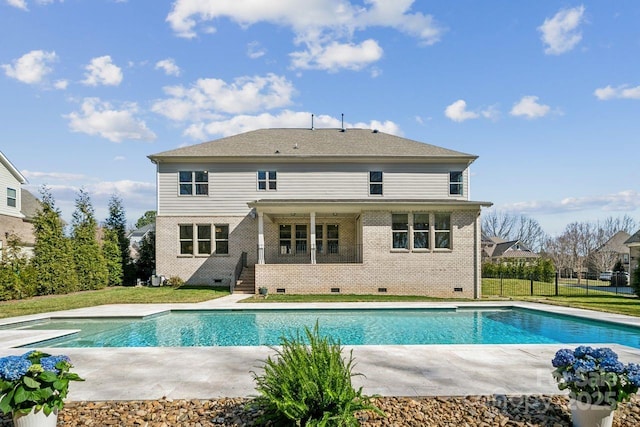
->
xmin=14 ymin=307 xmax=640 ymax=348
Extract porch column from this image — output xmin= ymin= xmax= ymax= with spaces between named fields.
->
xmin=310 ymin=211 xmax=316 ymax=264
xmin=258 ymin=211 xmax=265 ymax=264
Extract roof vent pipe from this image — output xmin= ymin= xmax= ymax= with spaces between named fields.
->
xmin=340 ymin=113 xmax=345 ymax=132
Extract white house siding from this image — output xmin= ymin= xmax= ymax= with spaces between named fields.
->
xmin=0 ymin=163 xmax=22 ymax=218
xmin=157 ymin=162 xmax=470 ymax=216
xmin=255 ymin=209 xmax=481 ymax=298
xmin=155 ymin=215 xmax=258 ymax=286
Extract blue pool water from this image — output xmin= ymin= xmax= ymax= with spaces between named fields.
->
xmin=16 ymin=308 xmax=640 ymax=348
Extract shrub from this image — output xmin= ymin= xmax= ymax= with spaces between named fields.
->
xmin=165 ymin=276 xmax=184 ymax=288
xmin=632 ymin=266 xmax=640 ymax=298
xmin=252 ymin=324 xmax=383 ymax=426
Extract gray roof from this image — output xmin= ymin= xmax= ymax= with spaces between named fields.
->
xmin=148 ymin=128 xmax=477 ymax=162
xmin=625 ymin=229 xmax=640 ymax=245
xmin=597 ymin=231 xmax=631 ymax=253
xmin=20 ymin=189 xmax=40 ymax=221
xmin=491 ymin=240 xmax=538 ymax=258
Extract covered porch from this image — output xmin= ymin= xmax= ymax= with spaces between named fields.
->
xmin=249 ymin=200 xmax=364 ymax=266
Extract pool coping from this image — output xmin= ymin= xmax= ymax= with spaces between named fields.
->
xmin=2 ymin=296 xmax=640 ymax=401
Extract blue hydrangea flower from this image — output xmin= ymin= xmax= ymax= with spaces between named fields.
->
xmin=562 ymin=370 xmax=578 ymax=383
xmin=40 ymin=355 xmax=70 ymax=374
xmin=573 ymin=358 xmax=597 ymax=374
xmin=592 ymin=348 xmax=618 ymax=361
xmin=600 ymin=357 xmax=625 ymax=373
xmin=0 ymin=355 xmax=32 ymax=381
xmin=574 ymin=346 xmax=595 ymax=358
xmin=628 ymin=371 xmax=640 ymax=388
xmin=552 ymin=349 xmax=576 ymax=367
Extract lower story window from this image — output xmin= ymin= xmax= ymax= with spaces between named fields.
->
xmin=413 ymin=213 xmax=429 ymax=249
xmin=434 ymin=213 xmax=451 ymax=249
xmin=280 ymin=225 xmax=292 ymax=254
xmin=296 ymin=224 xmax=307 ymax=253
xmin=392 ymin=214 xmax=409 ymax=249
xmin=315 ymin=224 xmax=339 ymax=254
xmin=179 ymin=225 xmax=193 ymax=255
xmin=215 ymin=225 xmax=229 ymax=255
xmin=179 ymin=224 xmax=226 ymax=255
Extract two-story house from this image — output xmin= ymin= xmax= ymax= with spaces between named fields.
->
xmin=148 ymin=128 xmax=491 ymax=298
xmin=0 ymin=151 xmax=38 ymax=256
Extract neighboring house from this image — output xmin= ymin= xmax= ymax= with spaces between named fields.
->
xmin=127 ymin=222 xmax=155 ymax=259
xmin=482 ymin=234 xmax=539 ymax=264
xmin=148 ymin=128 xmax=492 ymax=298
xmin=592 ymin=230 xmax=631 ymax=273
xmin=0 ymin=151 xmax=38 ymax=257
xmin=625 ymin=230 xmax=640 ymax=275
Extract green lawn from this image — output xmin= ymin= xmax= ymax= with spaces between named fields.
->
xmin=0 ymin=286 xmax=228 ymax=319
xmin=1 ymin=281 xmax=638 ymax=320
xmin=482 ymin=277 xmax=621 ymax=297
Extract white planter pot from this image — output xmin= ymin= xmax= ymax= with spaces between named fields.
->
xmin=570 ymin=399 xmax=614 ymax=427
xmin=12 ymin=407 xmax=58 ymax=427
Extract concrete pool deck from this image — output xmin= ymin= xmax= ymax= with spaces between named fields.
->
xmin=1 ymin=296 xmax=640 ymax=401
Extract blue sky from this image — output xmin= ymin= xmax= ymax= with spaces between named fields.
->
xmin=1 ymin=0 xmax=639 ymax=234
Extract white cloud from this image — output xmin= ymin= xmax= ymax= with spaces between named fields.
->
xmin=594 ymin=84 xmax=640 ymax=100
xmin=444 ymin=99 xmax=498 ymax=122
xmin=22 ymin=170 xmax=87 ymax=181
xmin=6 ymin=0 xmax=28 ymax=10
xmin=509 ymin=96 xmax=550 ymax=119
xmin=114 ymin=156 xmax=126 ymax=161
xmin=183 ymin=110 xmax=401 ymax=139
xmin=290 ymin=39 xmax=383 ymax=72
xmin=64 ymin=97 xmax=157 ymax=143
xmin=1 ymin=50 xmax=57 ymax=84
xmin=152 ymin=73 xmax=295 ymax=121
xmin=82 ymin=55 xmax=123 ymax=86
xmin=6 ymin=0 xmax=63 ymax=9
xmin=166 ymin=0 xmax=442 ymax=71
xmin=444 ymin=100 xmax=479 ymax=122
xmin=247 ymin=41 xmax=266 ymax=59
xmin=500 ymin=190 xmax=640 ymax=215
xmin=155 ymin=58 xmax=181 ymax=76
xmin=54 ymin=79 xmax=68 ymax=90
xmin=538 ymin=5 xmax=586 ymax=55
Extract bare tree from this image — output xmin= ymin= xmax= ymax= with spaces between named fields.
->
xmin=482 ymin=210 xmax=547 ymax=251
xmin=546 ymin=221 xmax=599 ymax=283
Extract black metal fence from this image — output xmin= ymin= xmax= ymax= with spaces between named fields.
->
xmin=482 ymin=272 xmax=635 ymax=297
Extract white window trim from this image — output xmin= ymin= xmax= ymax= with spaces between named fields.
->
xmin=257 ymin=170 xmax=277 ymax=191
xmin=178 ymin=224 xmax=219 ymax=257
xmin=369 ymin=171 xmax=383 ymax=196
xmin=390 ymin=212 xmax=453 ymax=252
xmin=178 ymin=171 xmax=209 ymax=197
xmin=7 ymin=187 xmax=17 ymax=208
xmin=449 ymin=171 xmax=463 ymax=196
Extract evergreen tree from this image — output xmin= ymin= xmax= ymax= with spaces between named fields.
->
xmin=104 ymin=195 xmax=134 ymax=285
xmin=135 ymin=210 xmax=156 ymax=229
xmin=102 ymin=228 xmax=123 ymax=286
xmin=32 ymin=186 xmax=79 ymax=295
xmin=71 ymin=189 xmax=108 ymax=290
xmin=136 ymin=231 xmax=155 ymax=281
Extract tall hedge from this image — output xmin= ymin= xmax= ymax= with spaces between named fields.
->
xmin=482 ymin=257 xmax=556 ymax=282
xmin=31 ymin=187 xmax=79 ymax=295
xmin=71 ymin=189 xmax=109 ymax=290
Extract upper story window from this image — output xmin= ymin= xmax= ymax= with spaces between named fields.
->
xmin=179 ymin=171 xmax=208 ymax=196
xmin=258 ymin=170 xmax=277 ymax=191
xmin=7 ymin=188 xmax=17 ymax=208
xmin=449 ymin=171 xmax=463 ymax=196
xmin=369 ymin=171 xmax=383 ymax=195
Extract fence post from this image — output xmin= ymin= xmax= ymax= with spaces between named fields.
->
xmin=555 ymin=271 xmax=559 ymax=296
xmin=530 ymin=275 xmax=534 ymax=296
xmin=500 ymin=272 xmax=503 ymax=297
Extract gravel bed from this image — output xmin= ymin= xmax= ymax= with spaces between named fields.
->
xmin=1 ymin=395 xmax=639 ymax=426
